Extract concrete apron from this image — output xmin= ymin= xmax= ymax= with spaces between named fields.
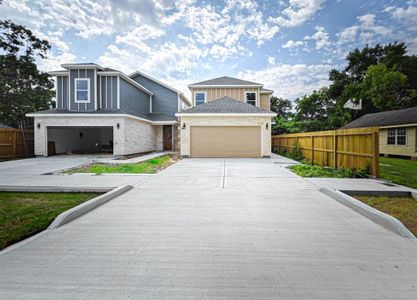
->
xmin=1 ymin=157 xmax=417 ymax=299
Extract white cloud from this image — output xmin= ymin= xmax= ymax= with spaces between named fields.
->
xmin=238 ymin=63 xmax=333 ymax=99
xmin=384 ymin=2 xmax=417 ymax=54
xmin=282 ymin=40 xmax=304 ymax=49
xmin=270 ymin=0 xmax=325 ymax=27
xmin=337 ymin=14 xmax=391 ymax=45
xmin=304 ymin=26 xmax=331 ymax=49
xmin=385 ymin=3 xmax=417 ymax=27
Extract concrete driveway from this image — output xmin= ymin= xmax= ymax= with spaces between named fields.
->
xmin=1 ymin=157 xmax=417 ymax=299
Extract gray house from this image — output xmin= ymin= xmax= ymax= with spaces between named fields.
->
xmin=27 ymin=63 xmax=190 ymax=157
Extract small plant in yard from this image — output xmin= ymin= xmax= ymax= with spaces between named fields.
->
xmin=66 ymin=155 xmax=177 ymax=174
xmin=289 ymin=164 xmax=366 ymax=178
xmin=277 ymin=143 xmax=304 ymax=161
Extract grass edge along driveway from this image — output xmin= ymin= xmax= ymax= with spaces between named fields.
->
xmin=66 ymin=155 xmax=176 ymax=175
xmin=354 ymin=195 xmax=417 ymax=237
xmin=380 ymin=157 xmax=417 ymax=190
xmin=0 ymin=192 xmax=101 ymax=250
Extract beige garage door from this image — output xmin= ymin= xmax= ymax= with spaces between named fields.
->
xmin=190 ymin=126 xmax=261 ymax=158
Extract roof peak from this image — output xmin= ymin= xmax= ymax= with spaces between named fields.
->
xmin=179 ymin=96 xmax=275 ymax=115
xmin=189 ymin=76 xmax=263 ymax=87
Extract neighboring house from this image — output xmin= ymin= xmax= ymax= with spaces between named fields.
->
xmin=342 ymin=107 xmax=417 ymax=159
xmin=176 ymin=76 xmax=276 ymax=158
xmin=0 ymin=123 xmax=13 ymax=129
xmin=26 ymin=63 xmax=190 ymax=157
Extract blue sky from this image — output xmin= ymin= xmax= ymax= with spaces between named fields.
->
xmin=1 ymin=0 xmax=417 ymax=99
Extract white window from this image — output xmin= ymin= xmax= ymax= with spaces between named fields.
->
xmin=245 ymin=92 xmax=256 ymax=106
xmin=195 ymin=92 xmax=206 ymax=106
xmin=75 ymin=78 xmax=90 ymax=103
xmin=387 ymin=127 xmax=407 ymax=146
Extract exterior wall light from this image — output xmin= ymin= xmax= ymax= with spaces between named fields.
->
xmin=117 ymin=123 xmax=120 ymax=129
xmin=182 ymin=123 xmax=186 ymax=129
xmin=37 ymin=123 xmax=41 ymax=129
xmin=266 ymin=123 xmax=269 ymax=130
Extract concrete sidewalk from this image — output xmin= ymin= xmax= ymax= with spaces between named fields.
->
xmin=1 ymin=157 xmax=417 ymax=299
xmin=0 ymin=155 xmax=150 ymax=188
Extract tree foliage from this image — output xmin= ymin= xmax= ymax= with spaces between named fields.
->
xmin=0 ymin=19 xmax=54 ymax=127
xmin=277 ymin=42 xmax=417 ymax=134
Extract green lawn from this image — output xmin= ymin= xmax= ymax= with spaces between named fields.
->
xmin=0 ymin=192 xmax=100 ymax=250
xmin=66 ymin=155 xmax=176 ymax=174
xmin=289 ymin=164 xmax=362 ymax=178
xmin=380 ymin=157 xmax=417 ymax=189
xmin=354 ymin=195 xmax=417 ymax=237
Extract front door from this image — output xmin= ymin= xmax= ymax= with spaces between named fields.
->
xmin=163 ymin=125 xmax=173 ymax=150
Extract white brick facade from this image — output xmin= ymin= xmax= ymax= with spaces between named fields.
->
xmin=33 ymin=115 xmax=165 ymax=157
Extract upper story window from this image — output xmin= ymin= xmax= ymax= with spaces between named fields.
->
xmin=245 ymin=92 xmax=256 ymax=106
xmin=75 ymin=78 xmax=90 ymax=103
xmin=387 ymin=127 xmax=406 ymax=145
xmin=195 ymin=92 xmax=206 ymax=106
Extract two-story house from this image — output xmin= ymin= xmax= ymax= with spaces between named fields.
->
xmin=176 ymin=76 xmax=276 ymax=158
xmin=27 ymin=63 xmax=190 ymax=157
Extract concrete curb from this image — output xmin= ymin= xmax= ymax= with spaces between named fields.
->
xmin=0 ymin=186 xmax=114 ymax=193
xmin=321 ymin=188 xmax=416 ymax=239
xmin=48 ymin=185 xmax=133 ymax=229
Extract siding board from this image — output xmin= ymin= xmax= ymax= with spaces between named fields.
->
xmin=120 ymin=78 xmax=150 ymax=117
xmin=131 ymin=74 xmax=178 ymax=117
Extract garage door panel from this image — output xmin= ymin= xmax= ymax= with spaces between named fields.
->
xmin=190 ymin=126 xmax=261 ymax=158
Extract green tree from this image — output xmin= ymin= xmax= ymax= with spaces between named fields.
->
xmin=293 ymin=88 xmax=335 ymax=132
xmin=0 ymin=20 xmax=54 ymax=128
xmin=360 ymin=64 xmax=416 ymax=111
xmin=270 ymin=96 xmax=300 ymax=134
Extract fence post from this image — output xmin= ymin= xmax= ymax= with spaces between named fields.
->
xmin=12 ymin=130 xmax=17 ymax=158
xmin=372 ymin=129 xmax=380 ymax=177
xmin=333 ymin=131 xmax=337 ymax=168
xmin=311 ymin=136 xmax=314 ymax=165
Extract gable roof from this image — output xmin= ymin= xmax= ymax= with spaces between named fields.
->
xmin=129 ymin=70 xmax=191 ymax=106
xmin=176 ymin=96 xmax=275 ymax=115
xmin=189 ymin=76 xmax=262 ymax=87
xmin=341 ymin=107 xmax=417 ymax=129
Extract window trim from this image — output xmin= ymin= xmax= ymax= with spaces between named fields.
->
xmin=74 ymin=78 xmax=91 ymax=103
xmin=396 ymin=127 xmax=407 ymax=146
xmin=245 ymin=91 xmax=257 ymax=106
xmin=387 ymin=127 xmax=407 ymax=146
xmin=194 ymin=91 xmax=207 ymax=106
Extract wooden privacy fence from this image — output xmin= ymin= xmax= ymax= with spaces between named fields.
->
xmin=0 ymin=128 xmax=34 ymax=160
xmin=272 ymin=127 xmax=380 ymax=177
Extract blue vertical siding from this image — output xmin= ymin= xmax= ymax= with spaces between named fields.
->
xmin=120 ymin=78 xmax=150 ymax=117
xmin=99 ymin=76 xmax=118 ymax=110
xmin=131 ymin=74 xmax=178 ymax=117
xmin=56 ymin=76 xmax=69 ymax=109
xmin=69 ymin=69 xmax=96 ymax=111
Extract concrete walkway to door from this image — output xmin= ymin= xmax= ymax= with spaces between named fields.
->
xmin=1 ymin=157 xmax=417 ymax=298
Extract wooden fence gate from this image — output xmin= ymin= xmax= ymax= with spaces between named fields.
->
xmin=272 ymin=127 xmax=380 ymax=177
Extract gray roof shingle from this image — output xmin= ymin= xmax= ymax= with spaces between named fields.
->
xmin=0 ymin=123 xmax=12 ymax=128
xmin=189 ymin=76 xmax=262 ymax=86
xmin=179 ymin=96 xmax=275 ymax=114
xmin=341 ymin=107 xmax=417 ymax=129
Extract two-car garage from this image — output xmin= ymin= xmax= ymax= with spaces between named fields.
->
xmin=47 ymin=126 xmax=113 ymax=155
